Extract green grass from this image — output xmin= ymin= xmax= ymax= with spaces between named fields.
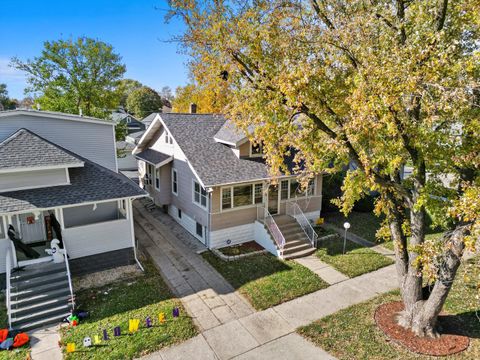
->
xmin=299 ymin=257 xmax=480 ymax=360
xmin=325 ymin=211 xmax=444 ymax=253
xmin=202 ymin=252 xmax=329 ymax=310
xmin=60 ymin=260 xmax=197 ymax=359
xmin=0 ymin=296 xmax=30 ymax=360
xmin=315 ymin=238 xmax=394 ymax=278
xmin=324 ymin=211 xmax=383 ymax=243
xmin=314 ymin=226 xmax=337 ymax=238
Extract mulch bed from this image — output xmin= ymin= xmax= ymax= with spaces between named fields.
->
xmin=218 ymin=241 xmax=264 ymax=256
xmin=375 ymin=301 xmax=470 ymax=356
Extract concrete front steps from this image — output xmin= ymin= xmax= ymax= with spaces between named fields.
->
xmin=273 ymin=215 xmax=315 ymax=260
xmin=8 ymin=261 xmax=73 ymax=331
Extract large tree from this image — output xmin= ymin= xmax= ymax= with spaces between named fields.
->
xmin=126 ymin=86 xmax=164 ymax=118
xmin=116 ymin=78 xmax=143 ymax=108
xmin=0 ymin=84 xmax=17 ymax=110
xmin=12 ymin=37 xmax=126 ymax=118
xmin=170 ymin=0 xmax=480 ymax=337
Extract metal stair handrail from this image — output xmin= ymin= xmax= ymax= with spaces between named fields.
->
xmin=257 ymin=206 xmax=285 ymax=250
xmin=5 ymin=242 xmax=13 ymax=329
xmin=286 ymin=201 xmax=318 ymax=248
xmin=62 ymin=244 xmax=75 ymax=311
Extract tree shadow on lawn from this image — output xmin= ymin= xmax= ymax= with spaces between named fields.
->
xmin=318 ymin=237 xmax=376 ymax=256
xmin=440 ymin=312 xmax=480 ymax=339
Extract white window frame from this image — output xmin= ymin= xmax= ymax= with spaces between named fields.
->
xmin=249 ymin=142 xmax=263 ymax=158
xmin=220 ymin=182 xmax=264 ymax=212
xmin=192 ymin=180 xmax=208 ymax=209
xmin=155 ymin=167 xmax=160 ymax=190
xmin=172 ymin=168 xmax=178 ymax=195
xmin=145 ymin=163 xmax=154 ymax=185
xmin=279 ymin=177 xmax=316 ymax=202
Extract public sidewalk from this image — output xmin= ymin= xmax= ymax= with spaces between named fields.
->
xmin=136 ymin=205 xmax=398 ymax=360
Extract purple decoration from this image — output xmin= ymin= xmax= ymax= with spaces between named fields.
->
xmin=103 ymin=329 xmax=109 ymax=341
xmin=114 ymin=326 xmax=121 ymax=337
xmin=172 ymin=307 xmax=180 ymax=318
xmin=146 ymin=317 xmax=152 ymax=328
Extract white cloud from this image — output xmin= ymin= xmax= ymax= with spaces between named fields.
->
xmin=0 ymin=57 xmax=26 ymax=82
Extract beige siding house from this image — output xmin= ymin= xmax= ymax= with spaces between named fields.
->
xmin=134 ymin=111 xmax=323 ymax=259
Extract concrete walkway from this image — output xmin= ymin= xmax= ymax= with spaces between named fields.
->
xmin=139 ymin=264 xmax=397 ymax=360
xmin=133 ymin=203 xmax=254 ymax=331
xmin=294 ymin=255 xmax=349 ymax=285
xmin=134 ymin=201 xmax=398 ymax=359
xmin=29 ymin=325 xmax=62 ymax=360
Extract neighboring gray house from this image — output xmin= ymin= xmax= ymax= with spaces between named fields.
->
xmin=133 ymin=111 xmax=323 ymax=260
xmin=111 ymin=110 xmax=145 ymax=134
xmin=0 ymin=109 xmax=146 ymax=330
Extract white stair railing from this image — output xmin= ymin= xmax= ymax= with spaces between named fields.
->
xmin=5 ymin=243 xmax=13 ymax=329
xmin=286 ymin=202 xmax=318 ymax=248
xmin=257 ymin=206 xmax=285 ymax=250
xmin=62 ymin=245 xmax=75 ymax=311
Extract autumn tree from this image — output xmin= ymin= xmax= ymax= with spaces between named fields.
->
xmin=126 ymin=86 xmax=164 ymax=118
xmin=12 ymin=37 xmax=126 ymax=118
xmin=170 ymin=0 xmax=480 ymax=337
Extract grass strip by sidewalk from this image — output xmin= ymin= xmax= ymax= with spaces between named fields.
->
xmin=315 ymin=237 xmax=394 ymax=278
xmin=202 ymin=252 xmax=329 ymax=310
xmin=61 ymin=260 xmax=197 ymax=359
xmin=298 ymin=257 xmax=480 ymax=360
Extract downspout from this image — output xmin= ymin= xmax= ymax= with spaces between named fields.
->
xmin=129 ymin=198 xmax=145 ymax=272
xmin=207 ymin=189 xmax=213 ymax=249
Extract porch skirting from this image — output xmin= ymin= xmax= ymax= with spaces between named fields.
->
xmin=69 ymin=247 xmax=136 ymax=277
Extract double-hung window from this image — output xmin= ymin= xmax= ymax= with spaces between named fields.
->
xmin=193 ymin=181 xmax=207 ymax=208
xmin=145 ymin=163 xmax=154 ymax=185
xmin=172 ymin=169 xmax=178 ymax=195
xmin=155 ymin=168 xmax=160 ymax=190
xmin=280 ymin=180 xmax=289 ymax=200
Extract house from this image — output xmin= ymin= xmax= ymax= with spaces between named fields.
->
xmin=111 ymin=109 xmax=146 ymax=134
xmin=133 ymin=108 xmax=323 ymax=259
xmin=0 ymin=109 xmax=146 ymax=330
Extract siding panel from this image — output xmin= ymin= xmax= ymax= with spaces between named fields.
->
xmin=63 ymin=219 xmax=133 ymax=259
xmin=0 ymin=168 xmax=68 ymax=192
xmin=0 ymin=114 xmax=117 ymax=171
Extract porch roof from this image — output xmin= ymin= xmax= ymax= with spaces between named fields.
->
xmin=135 ymin=149 xmax=172 ymax=167
xmin=0 ymin=157 xmax=146 ymax=214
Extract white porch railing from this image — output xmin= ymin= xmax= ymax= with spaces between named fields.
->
xmin=257 ymin=206 xmax=286 ymax=250
xmin=286 ymin=201 xmax=318 ymax=248
xmin=62 ymin=244 xmax=75 ymax=311
xmin=5 ymin=242 xmax=13 ymax=329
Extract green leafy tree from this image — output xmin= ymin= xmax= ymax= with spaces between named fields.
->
xmin=170 ymin=0 xmax=480 ymax=337
xmin=116 ymin=79 xmax=143 ymax=108
xmin=12 ymin=37 xmax=126 ymax=118
xmin=126 ymin=86 xmax=163 ymax=118
xmin=0 ymin=84 xmax=17 ymax=110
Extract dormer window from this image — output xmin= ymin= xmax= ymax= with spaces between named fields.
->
xmin=250 ymin=142 xmax=263 ymax=157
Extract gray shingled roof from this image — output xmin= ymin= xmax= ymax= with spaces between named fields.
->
xmin=135 ymin=149 xmax=172 ymax=166
xmin=159 ymin=114 xmax=270 ymax=186
xmin=0 ymin=156 xmax=146 ymax=213
xmin=214 ymin=119 xmax=251 ymax=145
xmin=0 ymin=128 xmax=84 ymax=171
xmin=141 ymin=113 xmax=159 ymax=127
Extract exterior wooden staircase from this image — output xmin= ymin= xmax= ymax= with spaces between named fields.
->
xmin=7 ymin=261 xmax=74 ymax=331
xmin=273 ymin=215 xmax=316 ymax=259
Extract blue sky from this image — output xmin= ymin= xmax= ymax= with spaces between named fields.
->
xmin=0 ymin=0 xmax=190 ymax=99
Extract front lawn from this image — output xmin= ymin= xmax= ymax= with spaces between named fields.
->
xmin=324 ymin=211 xmax=383 ymax=243
xmin=60 ymin=260 xmax=197 ymax=359
xmin=299 ymin=258 xmax=480 ymax=359
xmin=0 ymin=296 xmax=30 ymax=360
xmin=202 ymin=252 xmax=329 ymax=310
xmin=315 ymin=237 xmax=394 ymax=278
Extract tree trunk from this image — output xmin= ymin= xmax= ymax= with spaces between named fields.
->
xmin=392 ymin=220 xmax=467 ymax=337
